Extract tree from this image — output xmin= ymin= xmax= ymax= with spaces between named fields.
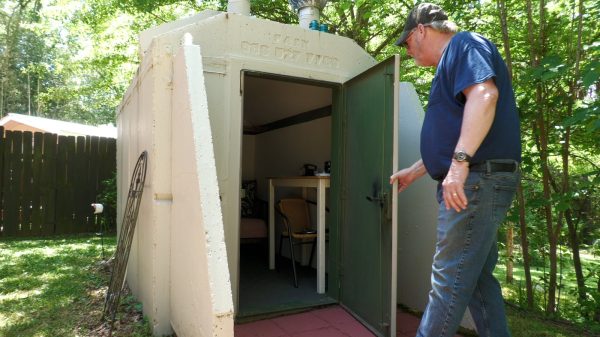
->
xmin=0 ymin=0 xmax=43 ymax=116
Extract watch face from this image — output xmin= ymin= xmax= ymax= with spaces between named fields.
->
xmin=454 ymin=151 xmax=468 ymax=162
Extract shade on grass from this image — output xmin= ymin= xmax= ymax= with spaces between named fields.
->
xmin=0 ymin=235 xmax=116 ymax=337
xmin=494 ymin=250 xmax=600 ymax=333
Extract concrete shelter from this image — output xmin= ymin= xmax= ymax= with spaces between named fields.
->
xmin=116 ymin=6 xmax=451 ymax=337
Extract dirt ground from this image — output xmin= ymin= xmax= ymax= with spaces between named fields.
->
xmin=78 ymin=259 xmax=157 ymax=337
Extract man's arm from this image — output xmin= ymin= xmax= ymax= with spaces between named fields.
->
xmin=390 ymin=159 xmax=428 ymax=192
xmin=443 ymin=78 xmax=498 ymax=211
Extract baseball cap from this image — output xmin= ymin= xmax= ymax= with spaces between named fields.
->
xmin=395 ymin=3 xmax=449 ymax=46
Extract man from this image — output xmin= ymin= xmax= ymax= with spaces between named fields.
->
xmin=389 ymin=3 xmax=521 ymax=337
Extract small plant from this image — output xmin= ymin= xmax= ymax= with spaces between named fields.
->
xmin=97 ymin=172 xmax=117 ymax=232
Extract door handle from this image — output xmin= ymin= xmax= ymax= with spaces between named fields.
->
xmin=366 ymin=193 xmax=385 ymax=208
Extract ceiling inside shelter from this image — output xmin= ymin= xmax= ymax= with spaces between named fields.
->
xmin=242 ymin=75 xmax=333 ymax=132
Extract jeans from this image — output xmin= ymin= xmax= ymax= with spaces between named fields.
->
xmin=416 ymin=167 xmax=519 ymax=337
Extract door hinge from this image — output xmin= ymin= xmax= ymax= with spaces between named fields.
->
xmin=380 ymin=322 xmax=391 ymax=336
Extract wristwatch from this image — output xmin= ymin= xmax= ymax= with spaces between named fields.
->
xmin=453 ymin=150 xmax=472 ymax=163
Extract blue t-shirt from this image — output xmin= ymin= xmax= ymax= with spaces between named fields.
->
xmin=420 ymin=32 xmax=521 ymax=180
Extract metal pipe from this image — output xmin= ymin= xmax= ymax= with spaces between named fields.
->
xmin=298 ymin=6 xmax=320 ymax=29
xmin=288 ymin=0 xmax=328 ymax=29
xmin=227 ymin=0 xmax=250 ymax=16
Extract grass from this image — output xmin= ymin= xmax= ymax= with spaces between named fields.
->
xmin=1 ymin=235 xmax=597 ymax=337
xmin=506 ymin=305 xmax=595 ymax=337
xmin=495 ymin=247 xmax=600 ymax=336
xmin=0 ymin=234 xmax=152 ymax=337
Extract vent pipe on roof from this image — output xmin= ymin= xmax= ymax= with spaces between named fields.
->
xmin=227 ymin=0 xmax=250 ymax=16
xmin=288 ymin=0 xmax=328 ymax=29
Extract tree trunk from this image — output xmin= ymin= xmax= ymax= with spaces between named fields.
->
xmin=496 ymin=0 xmax=515 ymax=285
xmin=517 ymin=183 xmax=534 ymax=308
xmin=526 ymin=0 xmax=558 ymax=314
xmin=1 ymin=1 xmax=33 ymax=115
xmin=506 ymin=223 xmax=514 ymax=283
xmin=566 ymin=210 xmax=586 ymax=302
xmin=562 ymin=0 xmax=586 ymax=306
xmin=538 ymin=73 xmax=558 ymax=316
xmin=37 ymin=75 xmax=40 ymax=115
xmin=0 ymin=80 xmax=3 ymax=117
xmin=496 ymin=0 xmax=513 ymax=77
xmin=27 ymin=71 xmax=31 ymax=115
xmin=596 ymin=277 xmax=600 ymax=322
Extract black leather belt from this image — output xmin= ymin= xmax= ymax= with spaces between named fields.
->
xmin=469 ymin=161 xmax=518 ymax=173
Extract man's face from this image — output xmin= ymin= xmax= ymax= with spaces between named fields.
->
xmin=404 ymin=24 xmax=431 ymax=67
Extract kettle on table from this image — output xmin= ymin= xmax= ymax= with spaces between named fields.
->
xmin=302 ymin=164 xmax=317 ymax=176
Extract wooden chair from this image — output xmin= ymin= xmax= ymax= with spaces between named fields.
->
xmin=277 ymin=198 xmax=317 ymax=288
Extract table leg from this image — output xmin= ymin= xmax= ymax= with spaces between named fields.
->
xmin=269 ymin=179 xmax=275 ymax=270
xmin=317 ymin=179 xmax=326 ymax=294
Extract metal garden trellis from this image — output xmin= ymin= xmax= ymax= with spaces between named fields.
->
xmin=102 ymin=151 xmax=148 ymax=336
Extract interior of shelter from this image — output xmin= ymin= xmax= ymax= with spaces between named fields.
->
xmin=237 ymin=73 xmax=337 ymax=318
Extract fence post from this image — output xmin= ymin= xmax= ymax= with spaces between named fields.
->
xmin=74 ymin=136 xmax=89 ymax=231
xmin=21 ymin=131 xmax=34 ymax=236
xmin=90 ymin=136 xmax=101 ymax=232
xmin=42 ymin=133 xmax=57 ymax=235
xmin=3 ymin=131 xmax=20 ymax=236
xmin=31 ymin=132 xmax=44 ymax=235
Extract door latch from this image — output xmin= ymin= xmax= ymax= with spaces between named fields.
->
xmin=366 ymin=192 xmax=387 ymax=208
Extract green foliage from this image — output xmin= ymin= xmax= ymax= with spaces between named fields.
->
xmin=0 ymin=0 xmax=213 ymax=124
xmin=497 ymin=248 xmax=600 ymax=333
xmin=97 ymin=172 xmax=117 ymax=231
xmin=117 ymin=0 xmax=199 ymax=14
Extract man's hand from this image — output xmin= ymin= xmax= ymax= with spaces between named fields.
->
xmin=442 ymin=160 xmax=469 ymax=212
xmin=390 ymin=167 xmax=417 ymax=193
xmin=390 ymin=159 xmax=427 ymax=192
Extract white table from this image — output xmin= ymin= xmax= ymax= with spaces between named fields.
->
xmin=268 ymin=176 xmax=330 ymax=294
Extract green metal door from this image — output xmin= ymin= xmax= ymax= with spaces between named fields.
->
xmin=334 ymin=56 xmax=399 ymax=337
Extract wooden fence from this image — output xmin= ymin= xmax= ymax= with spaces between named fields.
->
xmin=0 ymin=126 xmax=116 ymax=237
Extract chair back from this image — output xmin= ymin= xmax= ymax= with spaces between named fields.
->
xmin=278 ymin=198 xmax=311 ymax=233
